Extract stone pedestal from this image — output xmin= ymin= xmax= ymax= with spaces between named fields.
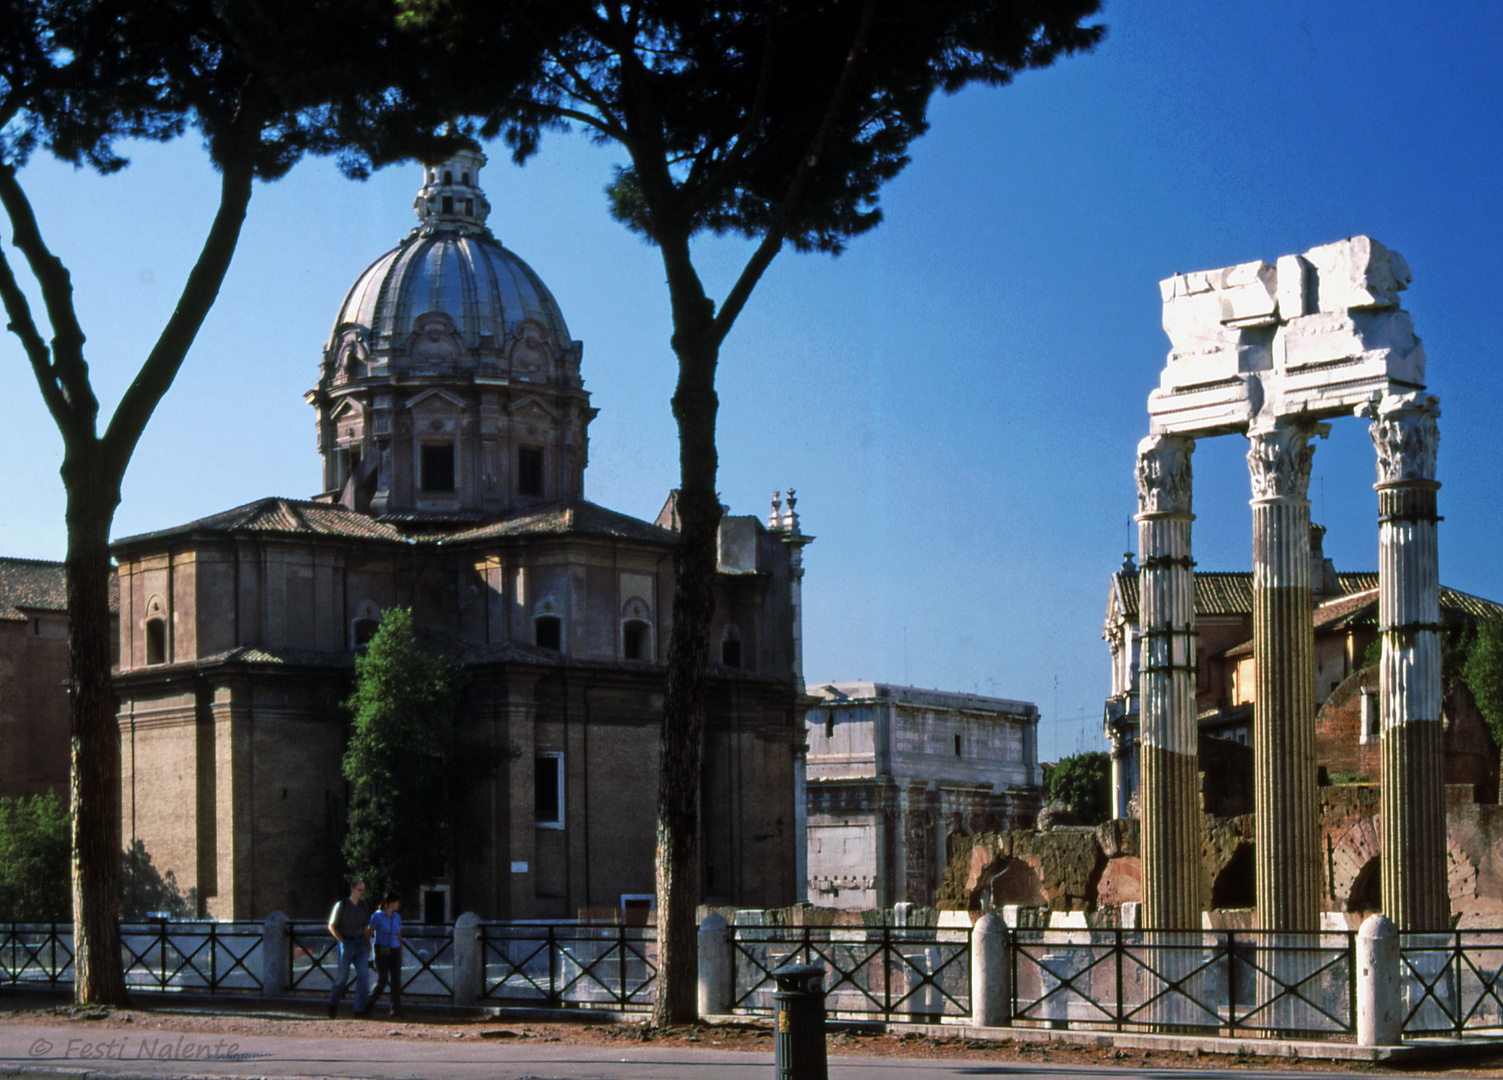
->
xmin=1247 ymin=421 xmax=1326 ymax=933
xmin=1135 ymin=435 xmax=1202 ymax=931
xmin=1362 ymin=393 xmax=1447 ymax=930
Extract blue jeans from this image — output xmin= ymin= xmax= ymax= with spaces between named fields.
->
xmin=329 ymin=939 xmax=369 ymax=1011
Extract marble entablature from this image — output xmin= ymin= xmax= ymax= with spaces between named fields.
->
xmin=1150 ymin=236 xmax=1425 ymax=436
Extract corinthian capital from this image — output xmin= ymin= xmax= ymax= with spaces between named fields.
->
xmin=1136 ymin=434 xmax=1195 ymax=515
xmin=1358 ymin=392 xmax=1440 ymax=485
xmin=1246 ymin=421 xmax=1327 ymax=501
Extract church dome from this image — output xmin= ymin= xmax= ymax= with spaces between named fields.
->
xmin=328 ymin=144 xmax=572 ymax=363
xmin=311 ymin=145 xmax=593 ymax=523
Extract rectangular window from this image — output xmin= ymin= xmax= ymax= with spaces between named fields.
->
xmin=518 ymin=446 xmax=544 ymax=497
xmin=422 ymin=443 xmax=456 ymax=492
xmin=535 ymin=753 xmax=563 ymax=828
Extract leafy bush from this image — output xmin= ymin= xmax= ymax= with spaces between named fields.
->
xmin=0 ymin=791 xmax=70 ymax=921
xmin=1046 ymin=751 xmax=1111 ymax=825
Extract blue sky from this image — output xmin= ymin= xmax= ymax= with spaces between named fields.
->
xmin=1 ymin=0 xmax=1499 ymax=761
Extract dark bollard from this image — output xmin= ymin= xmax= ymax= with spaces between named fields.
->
xmin=772 ymin=962 xmax=828 ymax=1080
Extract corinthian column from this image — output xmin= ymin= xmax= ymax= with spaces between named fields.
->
xmin=1247 ymin=419 xmax=1326 ymax=933
xmin=1361 ymin=393 xmax=1446 ymax=930
xmin=1135 ymin=434 xmax=1202 ymax=931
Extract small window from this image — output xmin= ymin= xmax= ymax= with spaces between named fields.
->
xmin=443 ymin=170 xmax=453 ymax=185
xmin=145 ymin=618 xmax=167 ymax=665
xmin=623 ymin=620 xmax=649 ymax=661
xmin=535 ymin=753 xmax=563 ymax=828
xmin=461 ymin=171 xmax=469 ymax=185
xmin=721 ymin=638 xmax=742 ymax=668
xmin=954 ymin=734 xmax=963 ymax=758
xmin=518 ymin=447 xmax=544 ymax=497
xmin=422 ymin=443 xmax=455 ymax=492
xmin=464 ymin=198 xmax=474 ymax=216
xmin=442 ymin=195 xmax=454 ymax=214
xmin=353 ymin=618 xmax=380 ymax=647
xmin=824 ymin=714 xmax=835 ymax=740
xmin=535 ymin=615 xmax=562 ymax=652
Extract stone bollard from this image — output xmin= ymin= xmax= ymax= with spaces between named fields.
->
xmin=262 ymin=911 xmax=290 ymax=998
xmin=452 ymin=912 xmax=483 ymax=1007
xmin=697 ymin=913 xmax=732 ymax=1018
xmin=1357 ymin=913 xmax=1401 ymax=1047
xmin=971 ymin=913 xmax=1009 ymax=1028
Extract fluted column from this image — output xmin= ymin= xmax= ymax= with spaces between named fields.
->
xmin=1135 ymin=434 xmax=1202 ymax=931
xmin=1247 ymin=420 xmax=1326 ymax=932
xmin=1361 ymin=393 xmax=1446 ymax=931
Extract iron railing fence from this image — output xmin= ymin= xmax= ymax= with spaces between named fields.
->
xmin=287 ymin=921 xmax=456 ymax=1001
xmin=0 ymin=923 xmax=73 ymax=990
xmin=731 ymin=925 xmax=971 ymax=1020
xmin=120 ymin=921 xmax=264 ymax=994
xmin=1400 ymin=931 xmax=1503 ymax=1037
xmin=479 ymin=924 xmax=655 ymax=1010
xmin=1010 ymin=928 xmax=1356 ymax=1037
xmin=13 ymin=917 xmax=1503 ymax=1041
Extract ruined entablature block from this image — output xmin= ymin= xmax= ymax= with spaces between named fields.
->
xmin=1150 ymin=236 xmax=1425 ymax=437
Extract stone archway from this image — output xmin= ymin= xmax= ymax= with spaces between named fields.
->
xmin=1346 ymin=858 xmax=1381 ymax=913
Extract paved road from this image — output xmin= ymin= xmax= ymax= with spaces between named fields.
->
xmin=0 ymin=1021 xmax=1442 ymax=1080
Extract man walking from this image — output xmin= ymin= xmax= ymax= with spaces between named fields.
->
xmin=327 ymin=880 xmax=371 ymax=1018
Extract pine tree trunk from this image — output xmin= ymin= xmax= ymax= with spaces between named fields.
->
xmin=653 ymin=299 xmax=721 ymax=1026
xmin=64 ymin=453 xmax=126 ymax=1005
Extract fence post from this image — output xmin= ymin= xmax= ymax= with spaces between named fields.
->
xmin=1357 ymin=913 xmax=1400 ymax=1047
xmin=262 ymin=912 xmax=290 ymax=998
xmin=453 ymin=912 xmax=483 ymax=1006
xmin=698 ymin=913 xmax=732 ymax=1018
xmin=972 ymin=913 xmax=1009 ymax=1028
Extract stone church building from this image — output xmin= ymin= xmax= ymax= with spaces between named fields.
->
xmin=112 ymin=146 xmax=811 ymax=922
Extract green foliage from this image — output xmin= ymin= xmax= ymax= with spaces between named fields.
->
xmin=119 ymin=840 xmax=197 ymax=920
xmin=1047 ymin=751 xmax=1111 ymax=826
xmin=391 ymin=0 xmax=1106 ymax=258
xmin=342 ymin=608 xmax=479 ymax=897
xmin=0 ymin=791 xmax=70 ymax=921
xmin=1464 ymin=619 xmax=1503 ymax=751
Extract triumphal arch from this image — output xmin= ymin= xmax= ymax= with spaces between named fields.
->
xmin=1134 ymin=236 xmax=1444 ymax=933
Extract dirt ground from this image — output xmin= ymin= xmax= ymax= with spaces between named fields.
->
xmin=4 ymin=998 xmax=1502 ymax=1074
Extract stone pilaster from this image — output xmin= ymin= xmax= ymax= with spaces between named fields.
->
xmin=1247 ymin=420 xmax=1325 ymax=932
xmin=1135 ymin=434 xmax=1202 ymax=931
xmin=1361 ymin=393 xmax=1446 ymax=930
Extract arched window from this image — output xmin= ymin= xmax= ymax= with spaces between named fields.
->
xmin=535 ymin=615 xmax=562 ymax=652
xmin=145 ymin=618 xmax=167 ymax=665
xmin=443 ymin=169 xmax=453 ymax=185
xmin=352 ymin=618 xmax=380 ymax=647
xmin=622 ymin=620 xmax=650 ymax=661
xmin=721 ymin=626 xmax=742 ymax=668
xmin=460 ymin=171 xmax=469 ymax=185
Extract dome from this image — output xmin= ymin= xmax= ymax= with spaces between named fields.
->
xmin=327 ymin=145 xmax=572 ymax=362
xmin=311 ymin=146 xmax=593 ymax=524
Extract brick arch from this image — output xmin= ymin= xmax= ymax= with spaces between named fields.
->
xmin=1328 ymin=816 xmax=1380 ymax=909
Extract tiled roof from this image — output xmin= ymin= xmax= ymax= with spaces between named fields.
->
xmin=0 ymin=557 xmax=119 ymax=620
xmin=114 ymin=498 xmax=408 ymax=547
xmin=443 ymin=501 xmax=678 ymax=546
xmin=1114 ymin=570 xmax=1380 ymax=620
xmin=114 ymin=498 xmax=675 ymax=551
xmin=1222 ymin=585 xmax=1503 ymax=659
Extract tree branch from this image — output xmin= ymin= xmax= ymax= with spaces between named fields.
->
xmin=0 ymin=163 xmax=97 ymax=438
xmin=0 ymin=238 xmax=69 ymax=424
xmin=100 ymin=152 xmax=255 ymax=474
xmin=710 ymin=0 xmax=877 ymax=343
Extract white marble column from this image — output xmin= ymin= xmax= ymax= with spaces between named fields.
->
xmin=1135 ymin=434 xmax=1202 ymax=931
xmin=1246 ymin=420 xmax=1326 ymax=934
xmin=1361 ymin=393 xmax=1446 ymax=930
